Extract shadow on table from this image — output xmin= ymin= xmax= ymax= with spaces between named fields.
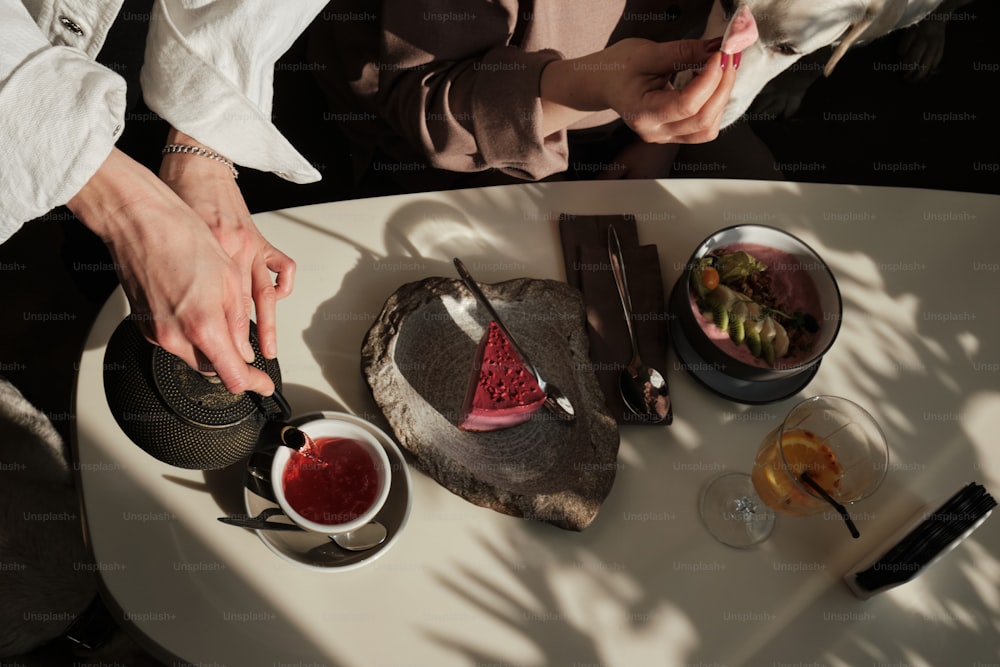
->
xmin=260 ymin=180 xmax=998 ymax=665
xmin=394 ymin=183 xmax=1000 ymax=665
xmin=293 ymin=191 xmax=552 ymax=426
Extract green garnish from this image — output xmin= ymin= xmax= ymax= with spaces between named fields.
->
xmin=692 ymin=249 xmax=817 ymax=366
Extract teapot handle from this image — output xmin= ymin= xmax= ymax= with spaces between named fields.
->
xmin=249 ymin=388 xmax=292 ymax=421
xmin=270 ymin=388 xmax=292 ymax=420
xmin=249 ymin=389 xmax=308 ymax=453
xmin=246 ymin=450 xmax=278 ymax=502
xmin=245 ymin=390 xmax=302 ymax=502
xmin=246 ymin=419 xmax=309 ymax=502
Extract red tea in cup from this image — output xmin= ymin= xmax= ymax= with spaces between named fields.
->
xmin=281 ymin=437 xmax=380 ymax=525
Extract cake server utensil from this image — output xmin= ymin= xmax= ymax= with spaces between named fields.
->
xmin=218 ymin=507 xmax=301 ymax=531
xmin=219 ymin=509 xmax=389 ymax=552
xmin=453 ymin=258 xmax=575 ymax=422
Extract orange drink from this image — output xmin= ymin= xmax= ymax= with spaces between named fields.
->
xmin=699 ymin=396 xmax=888 ymax=548
xmin=751 ymin=428 xmax=844 ymax=516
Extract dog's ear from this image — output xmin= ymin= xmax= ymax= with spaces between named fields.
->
xmin=824 ymin=0 xmax=908 ymax=76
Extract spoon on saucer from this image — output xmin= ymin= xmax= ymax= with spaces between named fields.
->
xmin=330 ymin=521 xmax=388 ymax=551
xmin=219 ymin=511 xmax=388 ymax=551
xmin=607 ymin=226 xmax=670 ymax=423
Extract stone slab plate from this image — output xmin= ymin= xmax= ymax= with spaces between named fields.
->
xmin=362 ymin=277 xmax=619 ymax=531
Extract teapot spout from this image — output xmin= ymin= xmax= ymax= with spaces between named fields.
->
xmin=257 ymin=421 xmax=309 ymax=453
xmin=247 ymin=421 xmax=309 ymax=502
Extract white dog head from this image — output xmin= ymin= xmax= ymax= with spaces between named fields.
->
xmin=689 ymin=0 xmax=933 ymax=127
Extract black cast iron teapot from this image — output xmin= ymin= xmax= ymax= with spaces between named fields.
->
xmin=103 ymin=317 xmax=305 ymax=470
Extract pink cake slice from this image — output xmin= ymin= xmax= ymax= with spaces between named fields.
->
xmin=458 ymin=321 xmax=547 ymax=432
xmin=722 ymin=4 xmax=759 ymax=54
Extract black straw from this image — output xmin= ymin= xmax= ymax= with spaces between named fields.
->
xmin=800 ymin=471 xmax=860 ymax=538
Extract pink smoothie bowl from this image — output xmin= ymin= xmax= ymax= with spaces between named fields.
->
xmin=669 ymin=225 xmax=842 ymax=386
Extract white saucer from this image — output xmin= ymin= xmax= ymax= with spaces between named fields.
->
xmin=244 ymin=411 xmax=412 ymax=572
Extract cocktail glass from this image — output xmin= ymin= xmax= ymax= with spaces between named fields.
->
xmin=699 ymin=395 xmax=889 ymax=548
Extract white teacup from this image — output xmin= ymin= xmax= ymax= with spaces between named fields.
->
xmin=270 ymin=418 xmax=391 ymax=534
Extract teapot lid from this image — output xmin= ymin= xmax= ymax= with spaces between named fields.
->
xmin=152 ymin=347 xmax=260 ymax=428
xmin=103 ymin=318 xmax=284 ymax=469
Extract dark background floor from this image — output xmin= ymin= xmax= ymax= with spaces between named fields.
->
xmin=0 ymin=1 xmax=994 ymax=661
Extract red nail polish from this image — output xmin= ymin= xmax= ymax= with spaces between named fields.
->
xmin=721 ymin=53 xmax=731 ymax=71
xmin=733 ymin=52 xmax=742 ymax=70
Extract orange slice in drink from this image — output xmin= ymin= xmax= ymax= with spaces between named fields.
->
xmin=779 ymin=429 xmax=843 ymax=494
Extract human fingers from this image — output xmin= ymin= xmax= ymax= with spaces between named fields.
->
xmin=121 ymin=283 xmax=219 ymax=378
xmin=636 ymin=38 xmax=721 ymax=76
xmin=137 ymin=314 xmax=217 ymax=378
xmin=266 ymin=246 xmax=296 ymax=300
xmin=636 ymin=51 xmax=729 ymax=143
xmin=252 ymin=257 xmax=280 ymax=360
xmin=135 ymin=307 xmax=274 ymax=396
xmin=651 ymin=49 xmax=724 ymax=113
xmin=249 ymin=245 xmax=296 ymax=360
xmin=212 ymin=242 xmax=256 ymax=365
xmin=188 ymin=316 xmax=276 ymax=396
xmin=657 ymin=53 xmax=737 ymax=143
xmin=132 ymin=259 xmax=265 ymax=394
xmin=208 ymin=348 xmax=276 ymax=397
xmin=236 ymin=269 xmax=256 ymax=364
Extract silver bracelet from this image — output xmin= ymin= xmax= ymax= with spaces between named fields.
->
xmin=161 ymin=143 xmax=239 ymax=179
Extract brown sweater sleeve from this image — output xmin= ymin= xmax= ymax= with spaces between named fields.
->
xmin=375 ymin=1 xmax=569 ymax=180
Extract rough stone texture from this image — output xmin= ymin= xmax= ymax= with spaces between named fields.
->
xmin=362 ymin=277 xmax=619 ymax=531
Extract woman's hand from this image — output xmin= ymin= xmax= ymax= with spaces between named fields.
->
xmin=68 ymin=148 xmax=277 ymax=396
xmin=603 ymin=39 xmax=736 ymax=143
xmin=159 ymin=130 xmax=295 ymax=363
xmin=540 ymin=38 xmax=735 ymax=144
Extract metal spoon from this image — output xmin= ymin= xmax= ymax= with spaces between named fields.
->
xmin=330 ymin=521 xmax=388 ymax=551
xmin=607 ymin=227 xmax=670 ymax=423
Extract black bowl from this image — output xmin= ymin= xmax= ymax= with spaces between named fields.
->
xmin=670 ymin=225 xmax=842 ymax=397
